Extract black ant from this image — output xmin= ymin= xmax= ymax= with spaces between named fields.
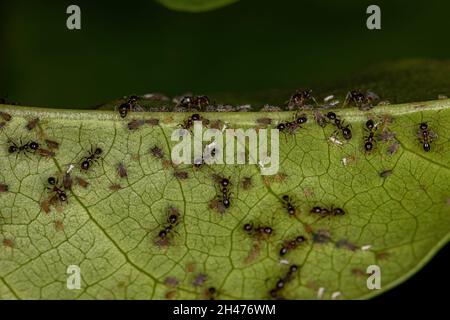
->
xmin=276 ymin=113 xmax=307 ymax=136
xmin=269 ymin=264 xmax=298 ymax=299
xmin=179 ymin=95 xmax=210 ymax=111
xmin=281 ymin=195 xmax=296 ymax=216
xmin=310 ymin=206 xmax=345 ymax=216
xmin=47 ymin=177 xmax=68 ymax=202
xmin=326 ymin=112 xmax=352 ymax=140
xmin=80 ymin=147 xmax=103 ymax=171
xmin=8 ymin=140 xmax=39 ymax=155
xmin=364 ymin=119 xmax=378 ymax=152
xmin=287 ymin=89 xmax=315 ymax=109
xmin=345 ymin=90 xmax=379 ymax=110
xmin=279 ymin=236 xmax=306 ymax=256
xmin=418 ymin=122 xmax=436 ymax=152
xmin=213 ymin=176 xmax=232 ymax=209
xmin=118 ymin=95 xmax=142 ymax=118
xmin=157 ymin=207 xmax=181 ymax=240
xmin=243 ymin=223 xmax=273 ymax=237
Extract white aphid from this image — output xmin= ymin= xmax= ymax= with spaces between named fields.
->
xmin=331 ymin=292 xmax=342 ymax=300
xmin=317 ymin=287 xmax=325 ymax=299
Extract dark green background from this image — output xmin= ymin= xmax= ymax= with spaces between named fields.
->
xmin=1 ymin=0 xmax=450 ymax=107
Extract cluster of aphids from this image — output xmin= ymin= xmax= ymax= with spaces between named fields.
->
xmin=310 ymin=206 xmax=345 ymax=217
xmin=276 ymin=113 xmax=308 ymax=135
xmin=157 ymin=207 xmax=181 ymax=244
xmin=269 ymin=264 xmax=298 ymax=299
xmin=326 ymin=112 xmax=352 ymax=140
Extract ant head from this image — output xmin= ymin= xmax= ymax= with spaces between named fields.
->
xmin=420 ymin=122 xmax=428 ymax=130
xmin=29 ymin=141 xmax=39 ymax=150
xmin=48 ymin=177 xmax=56 ymax=185
xmin=366 ymin=119 xmax=375 ymax=130
xmin=95 ymin=147 xmax=102 ymax=155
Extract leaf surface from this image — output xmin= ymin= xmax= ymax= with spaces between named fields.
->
xmin=0 ymin=100 xmax=449 ymax=300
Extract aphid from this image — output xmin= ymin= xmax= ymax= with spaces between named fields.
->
xmin=45 ymin=139 xmax=59 ymax=150
xmin=75 ymin=177 xmax=89 ymax=188
xmin=379 ymin=170 xmax=393 ymax=178
xmin=281 ymin=195 xmax=296 ymax=216
xmin=279 ymin=236 xmax=306 ymax=256
xmin=194 ymin=95 xmax=210 ymax=110
xmin=288 ymin=89 xmax=314 ymax=109
xmin=63 ymin=172 xmax=73 ymax=189
xmin=127 ymin=119 xmax=145 ymax=130
xmin=117 ymin=162 xmax=128 ymax=178
xmin=25 ymin=118 xmax=39 ymax=131
xmin=8 ymin=140 xmax=39 ymax=155
xmin=174 ymin=171 xmax=189 ymax=180
xmin=0 ymin=111 xmax=11 ymax=122
xmin=256 ymin=118 xmax=273 ymax=126
xmin=0 ymin=121 xmax=6 ymax=129
xmin=37 ymin=148 xmax=55 ymax=158
xmin=310 ymin=206 xmax=345 ymax=216
xmin=150 ymin=145 xmax=164 ymax=159
xmin=144 ymin=118 xmax=160 ymax=126
xmin=0 ymin=183 xmax=8 ymax=193
xmin=417 ymin=122 xmax=435 ymax=152
xmin=80 ymin=147 xmax=102 ymax=171
xmin=313 ymin=110 xmax=328 ymax=127
xmin=241 ymin=177 xmax=252 ymax=190
xmin=109 ymin=183 xmax=122 ymax=192
xmin=47 ymin=177 xmax=68 ymax=202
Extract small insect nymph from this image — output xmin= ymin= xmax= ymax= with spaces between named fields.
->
xmin=25 ymin=118 xmax=40 ymax=131
xmin=117 ymin=162 xmax=128 ymax=178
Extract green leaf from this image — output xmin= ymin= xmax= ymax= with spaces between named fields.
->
xmin=155 ymin=0 xmax=239 ymax=12
xmin=0 ymin=99 xmax=449 ymax=300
